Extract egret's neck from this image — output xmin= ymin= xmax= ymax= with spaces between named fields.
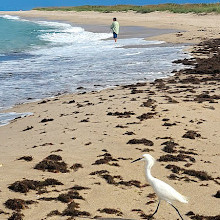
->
xmin=145 ymin=161 xmax=154 ymax=184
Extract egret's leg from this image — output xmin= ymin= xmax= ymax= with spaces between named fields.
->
xmin=169 ymin=203 xmax=184 ymax=220
xmin=148 ymin=200 xmax=160 ymax=219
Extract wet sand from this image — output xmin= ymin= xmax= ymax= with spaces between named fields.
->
xmin=0 ymin=10 xmax=220 ymax=220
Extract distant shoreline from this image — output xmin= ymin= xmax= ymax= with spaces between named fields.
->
xmin=33 ymin=3 xmax=220 ymax=14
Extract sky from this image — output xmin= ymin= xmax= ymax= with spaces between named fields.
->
xmin=0 ymin=0 xmax=218 ymax=11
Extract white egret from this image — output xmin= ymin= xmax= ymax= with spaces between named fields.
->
xmin=132 ymin=154 xmax=188 ymax=220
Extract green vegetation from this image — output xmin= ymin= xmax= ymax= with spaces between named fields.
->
xmin=34 ymin=3 xmax=220 ymax=14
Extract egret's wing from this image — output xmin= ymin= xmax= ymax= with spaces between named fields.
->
xmin=152 ymin=178 xmax=188 ymax=203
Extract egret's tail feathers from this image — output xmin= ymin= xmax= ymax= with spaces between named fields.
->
xmin=179 ymin=195 xmax=188 ymax=203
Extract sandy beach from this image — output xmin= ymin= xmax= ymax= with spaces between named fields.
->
xmin=1 ymin=10 xmax=220 ymax=44
xmin=0 ymin=10 xmax=220 ymax=220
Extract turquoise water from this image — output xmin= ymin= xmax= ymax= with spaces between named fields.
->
xmin=0 ymin=15 xmax=50 ymax=54
xmin=0 ymin=15 xmax=190 ymax=126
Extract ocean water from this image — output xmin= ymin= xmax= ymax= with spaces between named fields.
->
xmin=0 ymin=15 xmax=189 ymax=126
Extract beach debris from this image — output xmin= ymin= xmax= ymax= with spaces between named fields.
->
xmin=165 ymin=164 xmax=213 ymax=181
xmin=186 ymin=211 xmax=220 ymax=220
xmin=161 ymin=141 xmax=178 ymax=153
xmin=67 ymin=99 xmax=75 ymax=104
xmin=22 ymin=126 xmax=33 ymax=131
xmin=57 ymin=190 xmax=84 ymax=203
xmin=51 ymin=149 xmax=63 ymax=153
xmin=123 ymin=131 xmax=135 ymax=135
xmin=70 ymin=163 xmax=83 ymax=171
xmin=140 ymin=98 xmax=155 ymax=107
xmin=158 ymin=154 xmax=195 ymax=163
xmin=107 ymin=111 xmax=135 ymax=118
xmin=127 ymin=138 xmax=154 ymax=146
xmin=45 ymin=154 xmax=62 ymax=161
xmin=4 ymin=199 xmax=37 ymax=211
xmin=34 ymin=155 xmax=69 ymax=173
xmin=182 ymin=130 xmax=201 ymax=139
xmin=80 ymin=118 xmax=89 ymax=122
xmin=194 ymin=93 xmax=220 ymax=103
xmin=47 ymin=210 xmax=62 ymax=217
xmin=62 ymin=201 xmax=90 ymax=217
xmin=69 ymin=185 xmax=90 ymax=191
xmin=162 ymin=122 xmax=177 ymax=126
xmin=32 ymin=142 xmax=54 ymax=148
xmin=137 ymin=112 xmax=156 ymax=121
xmin=90 ymin=170 xmax=109 ymax=176
xmin=40 ymin=118 xmax=54 ymax=123
xmin=17 ymin=156 xmax=33 ymax=162
xmin=92 ymin=153 xmax=119 ymax=166
xmin=132 ymin=209 xmax=153 ymax=219
xmin=213 ymin=190 xmax=220 ymax=198
xmin=164 ymin=95 xmax=179 ymax=103
xmin=98 ymin=208 xmax=123 ymax=216
xmin=0 ymin=164 xmax=2 ymax=167
xmin=130 ymin=89 xmax=144 ymax=94
xmin=38 ymin=100 xmax=49 ymax=104
xmin=0 ymin=209 xmax=9 ymax=215
xmin=115 ymin=124 xmax=128 ymax=128
xmin=8 ymin=212 xmax=24 ymax=220
xmin=8 ymin=178 xmax=63 ymax=194
xmin=90 ymin=170 xmax=142 ymax=188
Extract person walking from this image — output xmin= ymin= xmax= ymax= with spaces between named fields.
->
xmin=110 ymin=17 xmax=120 ymax=42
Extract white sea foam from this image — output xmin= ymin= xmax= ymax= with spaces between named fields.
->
xmin=0 ymin=112 xmax=33 ymax=127
xmin=0 ymin=18 xmax=190 ymax=127
xmin=1 ymin=15 xmax=20 ymax=20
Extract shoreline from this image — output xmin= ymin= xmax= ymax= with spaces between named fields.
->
xmin=1 ymin=10 xmax=220 ymax=44
xmin=0 ymin=12 xmax=190 ymax=125
xmin=0 ymin=11 xmax=219 ymax=220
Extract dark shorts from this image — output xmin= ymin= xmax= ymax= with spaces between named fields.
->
xmin=113 ymin=32 xmax=117 ymax=39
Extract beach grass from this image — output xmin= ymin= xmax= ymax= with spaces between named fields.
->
xmin=34 ymin=3 xmax=220 ymax=14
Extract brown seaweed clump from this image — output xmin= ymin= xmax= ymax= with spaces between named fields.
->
xmin=165 ymin=164 xmax=213 ymax=181
xmin=94 ymin=171 xmax=143 ymax=188
xmin=107 ymin=111 xmax=135 ymax=118
xmin=186 ymin=211 xmax=220 ymax=220
xmin=92 ymin=153 xmax=119 ymax=166
xmin=47 ymin=210 xmax=62 ymax=217
xmin=40 ymin=118 xmax=54 ymax=123
xmin=4 ymin=199 xmax=37 ymax=211
xmin=69 ymin=185 xmax=90 ymax=191
xmin=34 ymin=154 xmax=69 ymax=173
xmin=140 ymin=98 xmax=155 ymax=107
xmin=194 ymin=93 xmax=220 ymax=103
xmin=161 ymin=141 xmax=178 ymax=153
xmin=137 ymin=112 xmax=156 ymax=121
xmin=62 ymin=201 xmax=90 ymax=217
xmin=213 ymin=190 xmax=220 ymax=198
xmin=158 ymin=154 xmax=195 ymax=163
xmin=70 ymin=163 xmax=83 ymax=171
xmin=8 ymin=212 xmax=24 ymax=220
xmin=17 ymin=156 xmax=33 ymax=162
xmin=98 ymin=208 xmax=123 ymax=216
xmin=8 ymin=178 xmax=63 ymax=194
xmin=127 ymin=138 xmax=154 ymax=146
xmin=57 ymin=191 xmax=84 ymax=203
xmin=182 ymin=130 xmax=201 ymax=139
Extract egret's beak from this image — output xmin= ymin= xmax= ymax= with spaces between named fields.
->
xmin=131 ymin=157 xmax=143 ymax=163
